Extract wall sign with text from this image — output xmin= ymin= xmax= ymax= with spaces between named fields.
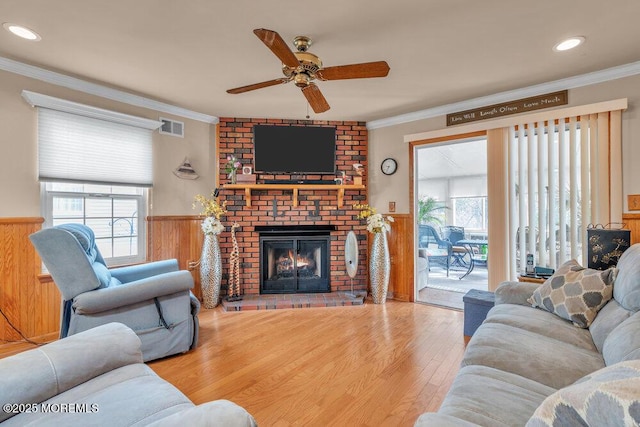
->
xmin=446 ymin=90 xmax=568 ymax=126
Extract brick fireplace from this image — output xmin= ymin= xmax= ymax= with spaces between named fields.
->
xmin=217 ymin=117 xmax=368 ymax=296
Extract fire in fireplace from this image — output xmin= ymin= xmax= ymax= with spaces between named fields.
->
xmin=257 ymin=225 xmax=334 ymax=294
xmin=272 ymin=249 xmax=319 ymax=279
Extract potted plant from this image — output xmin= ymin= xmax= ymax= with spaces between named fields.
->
xmin=417 ymin=196 xmax=447 ymax=225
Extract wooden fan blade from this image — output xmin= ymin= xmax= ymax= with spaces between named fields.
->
xmin=316 ymin=61 xmax=390 ymax=81
xmin=253 ymin=28 xmax=299 ymax=69
xmin=301 ymin=84 xmax=330 ymax=114
xmin=227 ymin=78 xmax=289 ymax=94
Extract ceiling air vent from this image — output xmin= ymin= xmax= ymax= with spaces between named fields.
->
xmin=159 ymin=117 xmax=184 ymax=138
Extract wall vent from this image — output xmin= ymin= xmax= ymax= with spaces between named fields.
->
xmin=159 ymin=117 xmax=184 ymax=137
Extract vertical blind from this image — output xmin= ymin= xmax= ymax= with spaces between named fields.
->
xmin=38 ymin=108 xmax=154 ymax=187
xmin=506 ymin=111 xmax=623 ymax=277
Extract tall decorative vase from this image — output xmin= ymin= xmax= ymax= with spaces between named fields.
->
xmin=229 ymin=169 xmax=237 ymax=184
xmin=200 ymin=233 xmax=222 ymax=308
xmin=370 ymin=231 xmax=390 ymax=304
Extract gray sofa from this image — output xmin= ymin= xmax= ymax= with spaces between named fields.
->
xmin=0 ymin=322 xmax=256 ymax=426
xmin=416 ymin=244 xmax=640 ymax=426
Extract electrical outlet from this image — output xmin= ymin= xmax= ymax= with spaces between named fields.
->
xmin=629 ymin=195 xmax=640 ymax=211
xmin=388 ymin=201 xmax=396 ymax=212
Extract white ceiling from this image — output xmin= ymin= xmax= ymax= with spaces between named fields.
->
xmin=1 ymin=0 xmax=639 ymax=123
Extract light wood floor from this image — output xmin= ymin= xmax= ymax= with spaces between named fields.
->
xmin=149 ymin=301 xmax=465 ymax=426
xmin=0 ymin=301 xmax=465 ymax=426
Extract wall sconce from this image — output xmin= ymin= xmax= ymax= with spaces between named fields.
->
xmin=173 ymin=157 xmax=199 ymax=180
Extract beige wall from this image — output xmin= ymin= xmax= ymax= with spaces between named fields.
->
xmin=0 ymin=70 xmax=217 ymax=217
xmin=368 ymin=74 xmax=640 ymax=214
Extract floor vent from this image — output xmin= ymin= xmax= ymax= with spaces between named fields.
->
xmin=159 ymin=117 xmax=184 ymax=137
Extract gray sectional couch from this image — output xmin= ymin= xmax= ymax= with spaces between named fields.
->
xmin=416 ymin=244 xmax=640 ymax=426
xmin=0 ymin=322 xmax=256 ymax=426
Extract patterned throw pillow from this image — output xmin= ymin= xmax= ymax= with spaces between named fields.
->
xmin=526 ymin=360 xmax=640 ymax=427
xmin=528 ymin=259 xmax=616 ymax=328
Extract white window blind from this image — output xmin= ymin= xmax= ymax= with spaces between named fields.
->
xmin=38 ymin=108 xmax=154 ymax=186
xmin=23 ymin=91 xmax=161 ymax=187
xmin=506 ymin=111 xmax=623 ymax=277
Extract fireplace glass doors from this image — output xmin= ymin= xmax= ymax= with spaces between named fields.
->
xmin=260 ymin=234 xmax=330 ymax=293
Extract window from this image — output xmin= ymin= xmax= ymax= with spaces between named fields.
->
xmin=42 ymin=183 xmax=146 ymax=265
xmin=24 ymin=91 xmax=161 ymax=266
xmin=452 ymin=196 xmax=488 ymax=233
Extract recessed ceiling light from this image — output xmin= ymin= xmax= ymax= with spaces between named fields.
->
xmin=3 ymin=23 xmax=41 ymax=41
xmin=553 ymin=36 xmax=585 ymax=52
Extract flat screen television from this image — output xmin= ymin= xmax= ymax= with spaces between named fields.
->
xmin=253 ymin=125 xmax=336 ymax=174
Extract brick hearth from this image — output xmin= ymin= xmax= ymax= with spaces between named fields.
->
xmin=220 ymin=292 xmax=366 ymax=311
xmin=217 ymin=117 xmax=368 ymax=297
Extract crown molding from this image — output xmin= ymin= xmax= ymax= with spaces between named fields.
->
xmin=0 ymin=56 xmax=219 ymax=124
xmin=4 ymin=54 xmax=638 ymax=129
xmin=367 ymin=60 xmax=640 ymax=130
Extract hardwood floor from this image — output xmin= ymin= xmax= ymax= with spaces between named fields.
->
xmin=149 ymin=301 xmax=465 ymax=426
xmin=0 ymin=301 xmax=465 ymax=426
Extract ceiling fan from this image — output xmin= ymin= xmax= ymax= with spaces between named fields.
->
xmin=226 ymin=28 xmax=390 ymax=114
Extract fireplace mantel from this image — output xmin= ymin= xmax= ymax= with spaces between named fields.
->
xmin=222 ymin=183 xmax=366 ymax=208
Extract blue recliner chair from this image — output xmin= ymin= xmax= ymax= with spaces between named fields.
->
xmin=29 ymin=223 xmax=200 ymax=361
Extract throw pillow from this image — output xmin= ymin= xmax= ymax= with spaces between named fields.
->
xmin=527 ymin=259 xmax=616 ymax=328
xmin=526 ymin=360 xmax=640 ymax=427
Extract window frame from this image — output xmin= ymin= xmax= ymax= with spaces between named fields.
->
xmin=41 ymin=183 xmax=147 ymax=266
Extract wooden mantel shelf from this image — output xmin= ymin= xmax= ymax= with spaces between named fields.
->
xmin=221 ymin=183 xmax=366 ymax=208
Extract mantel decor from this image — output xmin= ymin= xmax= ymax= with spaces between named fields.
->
xmin=193 ymin=192 xmax=227 ymax=308
xmin=355 ymin=204 xmax=394 ymax=304
xmin=224 ymin=155 xmax=241 ymax=184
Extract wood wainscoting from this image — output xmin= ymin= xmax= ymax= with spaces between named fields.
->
xmin=385 ymin=214 xmax=413 ymax=302
xmin=0 ymin=217 xmax=60 ymax=342
xmin=147 ymin=215 xmax=204 ymax=300
xmin=623 ymin=213 xmax=640 ymax=244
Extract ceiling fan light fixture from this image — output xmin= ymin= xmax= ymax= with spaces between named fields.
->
xmin=293 ymin=36 xmax=312 ymax=52
xmin=3 ymin=23 xmax=41 ymax=41
xmin=294 ymin=73 xmax=310 ymax=87
xmin=553 ymin=36 xmax=585 ymax=52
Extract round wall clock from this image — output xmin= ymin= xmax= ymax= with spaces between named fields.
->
xmin=381 ymin=158 xmax=398 ymax=175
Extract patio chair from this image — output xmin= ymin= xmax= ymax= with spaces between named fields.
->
xmin=442 ymin=226 xmax=473 ymax=272
xmin=442 ymin=225 xmax=465 ymax=244
xmin=419 ymin=225 xmax=452 ymax=276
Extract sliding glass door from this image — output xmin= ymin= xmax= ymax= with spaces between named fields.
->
xmin=414 ymin=137 xmax=488 ymax=309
